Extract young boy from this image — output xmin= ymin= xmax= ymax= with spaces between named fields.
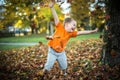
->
xmin=44 ymin=2 xmax=98 ymax=75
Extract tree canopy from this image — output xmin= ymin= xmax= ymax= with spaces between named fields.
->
xmin=0 ymin=0 xmax=62 ymax=29
xmin=71 ymin=0 xmax=105 ymax=30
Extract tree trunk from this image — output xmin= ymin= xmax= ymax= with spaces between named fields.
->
xmin=46 ymin=21 xmax=54 ymax=36
xmin=101 ymin=0 xmax=120 ymax=67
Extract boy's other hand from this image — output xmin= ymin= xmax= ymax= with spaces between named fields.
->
xmin=93 ymin=28 xmax=98 ymax=32
xmin=46 ymin=36 xmax=53 ymax=40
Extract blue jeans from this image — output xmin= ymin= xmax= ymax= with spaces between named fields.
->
xmin=44 ymin=47 xmax=67 ymax=71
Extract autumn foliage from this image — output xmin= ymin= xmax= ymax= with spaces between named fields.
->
xmin=0 ymin=39 xmax=120 ymax=80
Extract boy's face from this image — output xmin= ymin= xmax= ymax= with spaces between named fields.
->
xmin=65 ymin=20 xmax=77 ymax=32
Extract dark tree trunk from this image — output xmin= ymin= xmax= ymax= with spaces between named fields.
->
xmin=101 ymin=0 xmax=120 ymax=67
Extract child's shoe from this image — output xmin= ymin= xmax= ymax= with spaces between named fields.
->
xmin=62 ymin=69 xmax=67 ymax=76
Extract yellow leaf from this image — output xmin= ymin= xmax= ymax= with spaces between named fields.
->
xmin=37 ymin=70 xmax=44 ymax=76
xmin=14 ymin=20 xmax=23 ymax=28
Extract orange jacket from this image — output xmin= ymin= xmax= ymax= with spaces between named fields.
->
xmin=48 ymin=22 xmax=77 ymax=52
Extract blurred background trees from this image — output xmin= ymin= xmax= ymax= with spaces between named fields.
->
xmin=71 ymin=0 xmax=105 ymax=31
xmin=0 ymin=0 xmax=106 ymax=37
xmin=0 ymin=0 xmax=63 ymax=36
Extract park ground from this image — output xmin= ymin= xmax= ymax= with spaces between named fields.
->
xmin=0 ymin=32 xmax=120 ymax=80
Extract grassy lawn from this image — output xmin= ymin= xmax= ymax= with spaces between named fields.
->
xmin=0 ymin=32 xmax=102 ymax=51
xmin=0 ymin=45 xmax=29 ymax=51
xmin=0 ymin=33 xmax=47 ymax=43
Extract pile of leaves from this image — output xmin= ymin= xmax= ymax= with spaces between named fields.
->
xmin=0 ymin=39 xmax=120 ymax=80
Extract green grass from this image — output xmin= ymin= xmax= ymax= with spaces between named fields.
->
xmin=0 ymin=33 xmax=47 ymax=43
xmin=69 ymin=32 xmax=101 ymax=42
xmin=0 ymin=32 xmax=102 ymax=51
xmin=0 ymin=45 xmax=28 ymax=51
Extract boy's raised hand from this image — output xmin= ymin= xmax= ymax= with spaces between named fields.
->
xmin=48 ymin=1 xmax=59 ymax=25
xmin=49 ymin=1 xmax=55 ymax=8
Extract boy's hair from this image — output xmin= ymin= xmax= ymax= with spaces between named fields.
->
xmin=63 ymin=17 xmax=74 ymax=26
